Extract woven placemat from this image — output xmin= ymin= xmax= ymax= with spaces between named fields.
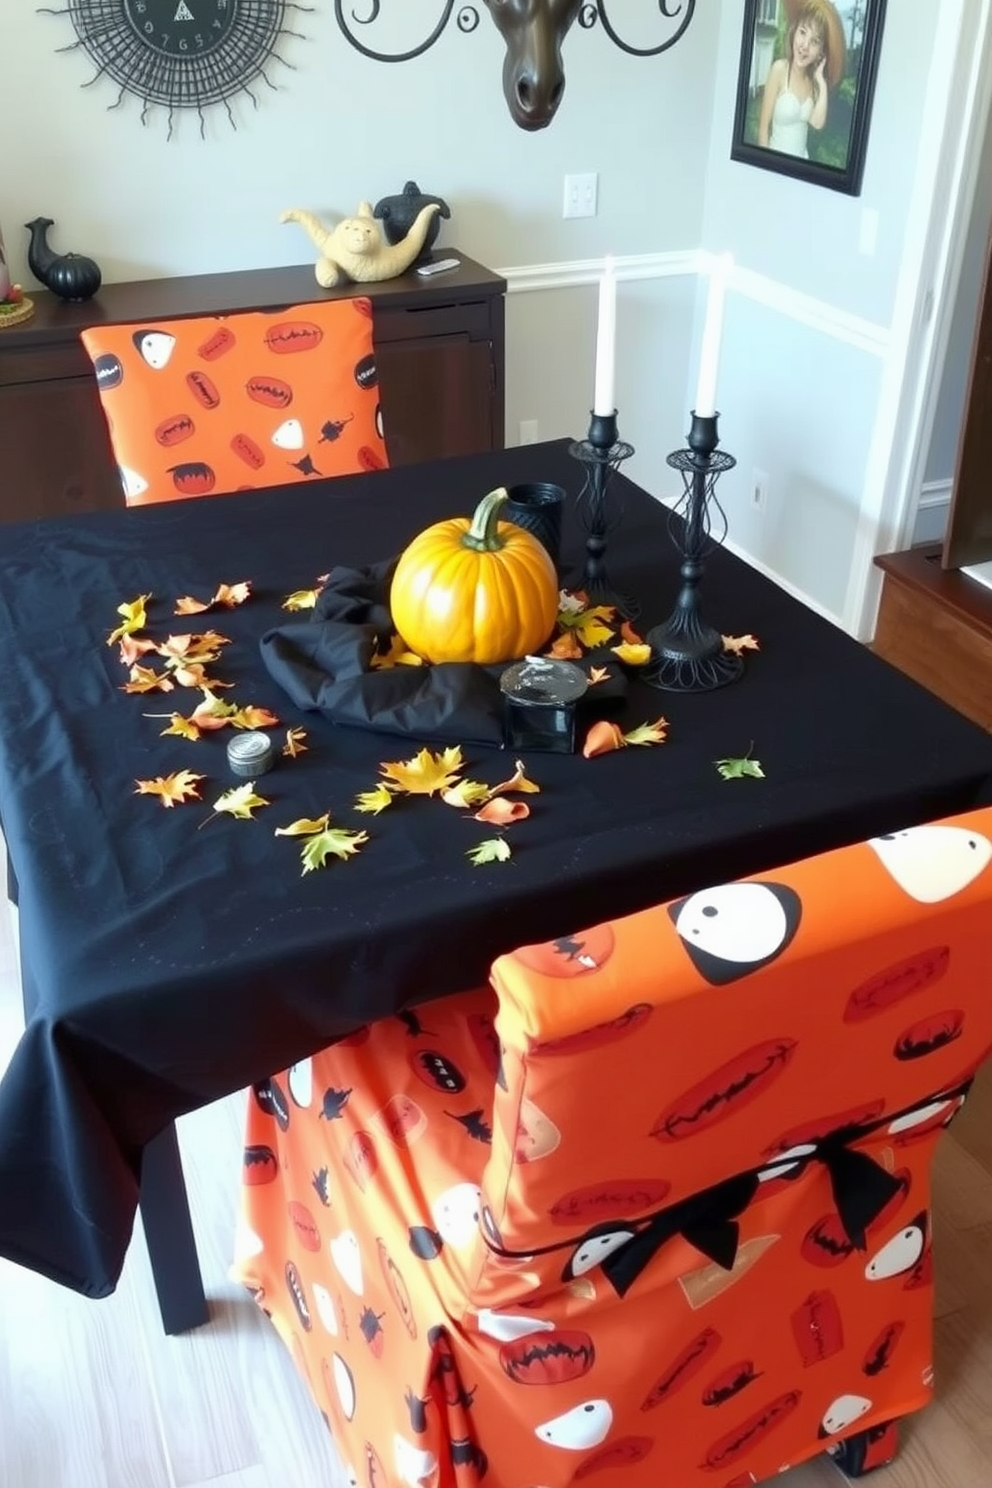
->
xmin=0 ymin=295 xmax=35 ymax=329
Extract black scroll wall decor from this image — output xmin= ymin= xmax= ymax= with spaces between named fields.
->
xmin=333 ymin=1 xmax=697 ymax=131
xmin=39 ymin=0 xmax=313 ymax=137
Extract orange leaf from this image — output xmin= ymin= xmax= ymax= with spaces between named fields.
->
xmin=232 ymin=705 xmax=280 ymax=730
xmin=620 ymin=619 xmax=645 ymax=645
xmin=173 ymin=596 xmax=211 ymax=616
xmin=722 ymin=633 xmax=761 ymax=656
xmin=282 ymin=727 xmax=308 ymax=758
xmin=474 ymin=797 xmax=530 ymax=826
xmin=134 ymin=769 xmax=204 ymax=807
xmin=547 ymin=631 xmax=583 ymax=660
xmin=214 ymin=581 xmax=251 ymax=607
xmin=118 ymin=635 xmax=157 ymax=666
xmin=488 ymin=759 xmax=540 ymax=797
xmin=120 ymin=664 xmax=175 ymax=695
xmin=582 ymin=721 xmax=625 ymax=759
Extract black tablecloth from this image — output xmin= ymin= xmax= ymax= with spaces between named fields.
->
xmin=1 ymin=440 xmax=991 ymax=1299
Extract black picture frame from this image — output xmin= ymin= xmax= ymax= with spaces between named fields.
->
xmin=730 ymin=0 xmax=887 ymax=196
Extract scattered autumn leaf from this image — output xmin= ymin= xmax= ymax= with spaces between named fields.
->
xmin=157 ymin=632 xmax=230 ymax=664
xmin=547 ymin=631 xmax=583 ymax=661
xmin=379 ymin=745 xmax=464 ymax=797
xmin=282 ymin=727 xmax=308 ymax=758
xmin=623 ymin=717 xmax=669 ymax=746
xmin=557 ymin=589 xmax=586 ymax=616
xmin=152 ymin=712 xmax=202 ymax=741
xmin=440 ymin=779 xmax=491 ymax=809
xmin=169 ymin=663 xmax=232 ymax=691
xmin=190 ymin=688 xmax=239 ymax=730
xmin=610 ymin=643 xmax=652 ymax=667
xmin=206 ymin=782 xmax=270 ymax=822
xmin=722 ymin=633 xmax=761 ymax=656
xmin=134 ymin=769 xmax=204 ymax=807
xmin=282 ymin=586 xmax=322 ymax=611
xmin=467 ymin=838 xmax=512 ymax=866
xmin=120 ymin=664 xmax=175 ymax=695
xmin=587 ymin=666 xmax=611 ymax=686
xmin=474 ymin=797 xmax=530 ymax=826
xmin=118 ymin=635 xmax=157 ymax=666
xmin=558 ymin=603 xmax=617 ymax=650
xmin=715 ymin=753 xmax=765 ymax=781
xmin=107 ymin=594 xmax=152 ymax=647
xmin=231 ymin=704 xmax=280 ymax=731
xmin=620 ymin=620 xmax=645 ymax=646
xmin=300 ymin=826 xmax=368 ymax=874
xmin=274 ymin=814 xmax=331 ymax=837
xmin=582 ymin=721 xmax=625 ymax=759
xmin=369 ymin=633 xmax=424 ymax=670
xmin=488 ymin=759 xmax=540 ymax=798
xmin=354 ymin=784 xmax=395 ymax=815
xmin=174 ymin=581 xmax=251 ymax=615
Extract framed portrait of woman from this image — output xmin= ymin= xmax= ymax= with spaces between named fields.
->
xmin=730 ymin=0 xmax=887 ymax=195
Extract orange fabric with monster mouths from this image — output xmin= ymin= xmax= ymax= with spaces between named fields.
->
xmin=233 ymin=808 xmax=992 ymax=1487
xmin=80 ymin=297 xmax=387 ymax=505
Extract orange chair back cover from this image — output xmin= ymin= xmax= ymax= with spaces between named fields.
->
xmin=235 ymin=808 xmax=992 ymax=1488
xmin=80 ymin=297 xmax=387 ymax=504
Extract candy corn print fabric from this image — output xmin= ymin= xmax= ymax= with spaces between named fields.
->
xmin=233 ymin=809 xmax=992 ymax=1488
xmin=81 ymin=297 xmax=387 ymax=505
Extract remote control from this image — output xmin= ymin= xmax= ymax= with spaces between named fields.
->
xmin=416 ymin=257 xmax=460 ymax=277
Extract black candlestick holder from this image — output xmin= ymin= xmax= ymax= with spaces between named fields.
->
xmin=643 ymin=411 xmax=743 ymax=692
xmin=568 ymin=409 xmax=639 ymax=618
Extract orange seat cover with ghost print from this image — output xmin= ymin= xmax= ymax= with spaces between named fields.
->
xmin=80 ymin=297 xmax=387 ymax=505
xmin=234 ymin=808 xmax=992 ymax=1488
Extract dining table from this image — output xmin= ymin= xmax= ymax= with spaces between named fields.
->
xmin=1 ymin=437 xmax=991 ymax=1335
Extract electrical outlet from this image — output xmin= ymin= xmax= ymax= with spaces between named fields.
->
xmin=519 ymin=419 xmax=539 ymax=445
xmin=563 ymin=172 xmax=598 ymax=219
xmin=751 ymin=468 xmax=769 ymax=512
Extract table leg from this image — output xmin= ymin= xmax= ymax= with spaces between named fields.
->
xmin=139 ymin=1122 xmax=209 ymax=1335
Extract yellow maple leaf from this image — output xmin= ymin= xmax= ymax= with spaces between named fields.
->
xmin=120 ymin=664 xmax=175 ymax=695
xmin=156 ymin=713 xmax=202 ymax=741
xmin=282 ymin=727 xmax=308 ymax=758
xmin=354 ymin=783 xmax=396 ymax=815
xmin=488 ymin=759 xmax=540 ymax=798
xmin=134 ymin=769 xmax=204 ymax=807
xmin=722 ymin=633 xmax=761 ymax=656
xmin=611 ymin=643 xmax=653 ymax=667
xmin=207 ymin=783 xmax=269 ymax=822
xmin=623 ymin=717 xmax=669 ymax=746
xmin=379 ymin=746 xmax=464 ymax=797
xmin=107 ymin=594 xmax=152 ymax=647
xmin=440 ymin=779 xmax=491 ymax=809
xmin=274 ymin=814 xmax=331 ymax=837
xmin=282 ymin=587 xmax=322 ymax=611
xmin=466 ymin=838 xmax=512 ymax=866
xmin=300 ymin=826 xmax=368 ymax=873
xmin=231 ymin=704 xmax=280 ymax=730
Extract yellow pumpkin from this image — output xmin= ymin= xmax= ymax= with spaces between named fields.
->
xmin=390 ymin=486 xmax=559 ymax=665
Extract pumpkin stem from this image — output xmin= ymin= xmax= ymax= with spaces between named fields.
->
xmin=462 ymin=487 xmax=509 ymax=552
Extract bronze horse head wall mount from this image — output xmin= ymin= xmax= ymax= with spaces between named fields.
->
xmin=333 ymin=2 xmax=697 ymax=131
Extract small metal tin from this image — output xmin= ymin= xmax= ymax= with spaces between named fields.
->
xmin=499 ymin=657 xmax=588 ymax=754
xmin=226 ymin=730 xmax=275 ymax=778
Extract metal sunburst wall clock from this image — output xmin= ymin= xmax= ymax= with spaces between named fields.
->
xmin=39 ymin=0 xmax=313 ymax=136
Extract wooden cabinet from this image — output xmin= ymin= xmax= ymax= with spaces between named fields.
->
xmin=0 ymin=253 xmax=505 ymax=523
xmin=873 ymin=544 xmax=992 ymax=731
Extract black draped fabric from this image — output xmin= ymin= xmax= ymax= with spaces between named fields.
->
xmin=259 ymin=557 xmax=624 ymax=746
xmin=0 ymin=439 xmax=990 ymax=1299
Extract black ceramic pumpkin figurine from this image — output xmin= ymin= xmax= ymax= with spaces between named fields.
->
xmin=25 ymin=217 xmax=102 ymax=303
xmin=373 ymin=182 xmax=450 ymax=263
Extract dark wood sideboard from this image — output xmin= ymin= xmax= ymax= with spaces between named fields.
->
xmin=0 ymin=251 xmax=506 ymax=525
xmin=873 ymin=544 xmax=992 ymax=731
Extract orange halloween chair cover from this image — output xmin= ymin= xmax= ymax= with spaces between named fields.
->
xmin=81 ymin=297 xmax=387 ymax=504
xmin=234 ymin=808 xmax=992 ymax=1488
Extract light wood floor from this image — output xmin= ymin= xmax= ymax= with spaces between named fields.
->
xmin=2 ymin=840 xmax=991 ymax=1488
